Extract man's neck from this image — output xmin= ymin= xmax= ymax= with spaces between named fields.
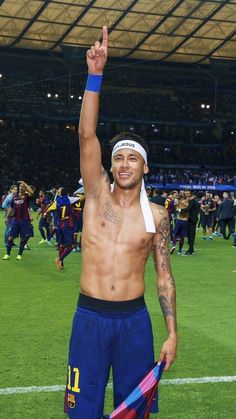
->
xmin=113 ymin=185 xmax=141 ymax=208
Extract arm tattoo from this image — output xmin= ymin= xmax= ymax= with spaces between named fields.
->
xmin=158 ymin=275 xmax=176 ymax=292
xmin=153 ymin=210 xmax=177 ymax=332
xmin=158 ymin=275 xmax=177 ymax=331
xmin=159 ymin=216 xmax=170 ymax=239
xmin=153 ymin=215 xmax=170 ymax=272
xmin=159 ymin=294 xmax=177 ymax=331
xmin=159 ymin=295 xmax=175 ymax=319
xmin=103 ymin=198 xmax=121 ymax=224
xmin=157 ymin=206 xmax=165 ymax=216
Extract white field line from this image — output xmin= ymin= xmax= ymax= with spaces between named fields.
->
xmin=1 ymin=375 xmax=236 ymax=395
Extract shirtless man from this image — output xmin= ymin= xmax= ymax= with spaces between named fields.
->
xmin=64 ymin=27 xmax=177 ymax=419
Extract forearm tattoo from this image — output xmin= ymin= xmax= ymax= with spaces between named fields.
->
xmin=159 ymin=284 xmax=177 ymax=331
xmin=103 ymin=198 xmax=121 ymax=224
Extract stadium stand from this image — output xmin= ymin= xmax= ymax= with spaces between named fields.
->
xmin=0 ymin=54 xmax=235 ymax=195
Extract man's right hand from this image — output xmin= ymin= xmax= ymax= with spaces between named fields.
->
xmin=86 ymin=26 xmax=108 ymax=74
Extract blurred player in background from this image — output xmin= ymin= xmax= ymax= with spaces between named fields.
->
xmin=165 ymin=190 xmax=178 ymax=241
xmin=171 ymin=191 xmax=189 ymax=255
xmin=180 ymin=190 xmax=200 ymax=256
xmin=218 ymin=192 xmax=235 ymax=240
xmin=72 ymin=190 xmax=85 ymax=252
xmin=2 ymin=184 xmax=18 ymax=247
xmin=47 ymin=187 xmax=74 ymax=269
xmin=36 ymin=189 xmax=52 ymax=245
xmin=3 ymin=181 xmax=34 ymax=261
xmin=200 ymin=191 xmax=216 ymax=240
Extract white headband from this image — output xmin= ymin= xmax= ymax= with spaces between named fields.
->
xmin=111 ymin=140 xmax=147 ymax=163
xmin=111 ymin=140 xmax=155 ymax=233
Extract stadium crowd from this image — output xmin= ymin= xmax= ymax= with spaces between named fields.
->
xmin=147 ymin=169 xmax=236 ymax=186
xmin=0 ymin=122 xmax=235 ymax=197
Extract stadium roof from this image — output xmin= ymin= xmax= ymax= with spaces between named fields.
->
xmin=0 ymin=0 xmax=236 ymax=65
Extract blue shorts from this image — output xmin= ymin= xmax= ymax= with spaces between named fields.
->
xmin=73 ymin=212 xmax=83 ymax=233
xmin=10 ymin=220 xmax=32 ymax=240
xmin=58 ymin=225 xmax=74 ymax=246
xmin=64 ymin=294 xmax=156 ymax=419
xmin=201 ymin=214 xmax=213 ymax=228
xmin=173 ymin=219 xmax=188 ymax=238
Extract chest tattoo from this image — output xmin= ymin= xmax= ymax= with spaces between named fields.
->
xmin=103 ymin=199 xmax=121 ymax=225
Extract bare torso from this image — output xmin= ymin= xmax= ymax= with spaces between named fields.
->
xmin=80 ymin=184 xmax=162 ymax=301
xmin=177 ymin=198 xmax=189 ymax=221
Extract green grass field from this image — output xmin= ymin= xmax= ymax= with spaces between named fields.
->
xmin=0 ymin=212 xmax=236 ymax=419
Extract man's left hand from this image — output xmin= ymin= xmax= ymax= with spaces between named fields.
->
xmin=158 ymin=334 xmax=178 ymax=371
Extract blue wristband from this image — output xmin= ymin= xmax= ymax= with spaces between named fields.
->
xmin=85 ymin=74 xmax=103 ymax=93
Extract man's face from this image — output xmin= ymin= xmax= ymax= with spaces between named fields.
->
xmin=19 ymin=184 xmax=26 ymax=194
xmin=205 ymin=192 xmax=211 ymax=199
xmin=111 ymin=149 xmax=148 ymax=190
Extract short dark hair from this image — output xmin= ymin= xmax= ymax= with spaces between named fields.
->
xmin=110 ymin=132 xmax=149 ymax=154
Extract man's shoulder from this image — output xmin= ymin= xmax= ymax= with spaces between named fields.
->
xmin=150 ymin=202 xmax=168 ymax=226
xmin=150 ymin=201 xmax=167 ymax=212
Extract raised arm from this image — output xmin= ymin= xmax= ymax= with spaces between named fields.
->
xmin=152 ymin=207 xmax=178 ymax=370
xmin=79 ymin=26 xmax=108 ymax=197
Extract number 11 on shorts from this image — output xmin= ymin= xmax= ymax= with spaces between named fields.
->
xmin=67 ymin=366 xmax=80 ymax=393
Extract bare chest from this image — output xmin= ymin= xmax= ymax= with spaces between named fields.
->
xmin=84 ymin=197 xmax=152 ymax=249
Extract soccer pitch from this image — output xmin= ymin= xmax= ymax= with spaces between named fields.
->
xmin=0 ymin=213 xmax=236 ymax=419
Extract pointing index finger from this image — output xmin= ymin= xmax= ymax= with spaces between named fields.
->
xmin=102 ymin=26 xmax=108 ymax=49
